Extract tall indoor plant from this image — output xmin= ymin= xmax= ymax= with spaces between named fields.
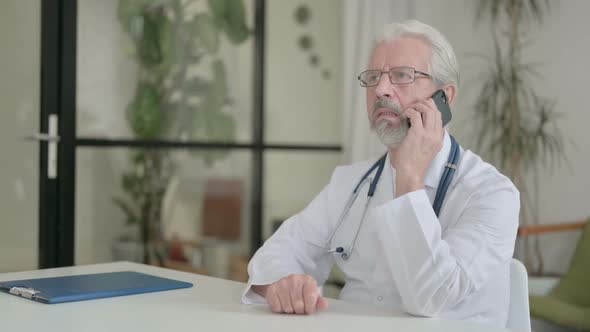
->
xmin=473 ymin=0 xmax=566 ymax=273
xmin=114 ymin=0 xmax=251 ymax=264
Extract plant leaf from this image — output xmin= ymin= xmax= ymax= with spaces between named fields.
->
xmin=223 ymin=0 xmax=250 ymax=44
xmin=127 ymin=82 xmax=163 ymax=138
xmin=190 ymin=13 xmax=220 ymax=53
xmin=208 ymin=0 xmax=250 ymax=44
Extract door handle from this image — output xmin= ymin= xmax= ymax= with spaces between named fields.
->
xmin=23 ymin=114 xmax=59 ymax=179
xmin=23 ymin=133 xmax=60 ymax=142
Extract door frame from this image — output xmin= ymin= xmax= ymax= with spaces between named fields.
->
xmin=38 ymin=0 xmax=76 ymax=268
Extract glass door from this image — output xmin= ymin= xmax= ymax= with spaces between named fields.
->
xmin=25 ymin=0 xmax=343 ymax=281
xmin=73 ymin=0 xmax=257 ymax=281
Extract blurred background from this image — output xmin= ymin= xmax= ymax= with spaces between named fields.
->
xmin=1 ymin=1 xmax=588 ymax=330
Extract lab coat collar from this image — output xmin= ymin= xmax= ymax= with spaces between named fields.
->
xmin=385 ymin=130 xmax=452 ymax=190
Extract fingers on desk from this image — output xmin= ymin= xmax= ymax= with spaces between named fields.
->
xmin=266 ymin=274 xmax=327 ymax=315
xmin=303 ymin=281 xmax=319 ymax=314
xmin=266 ymin=286 xmax=282 ymax=313
xmin=316 ymin=296 xmax=329 ymax=311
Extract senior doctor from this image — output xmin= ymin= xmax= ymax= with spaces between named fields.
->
xmin=242 ymin=20 xmax=519 ymax=328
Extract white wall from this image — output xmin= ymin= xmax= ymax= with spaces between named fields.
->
xmin=408 ymin=0 xmax=590 ymax=274
xmin=264 ymin=0 xmax=342 ymax=145
xmin=0 ymin=0 xmax=40 ymax=272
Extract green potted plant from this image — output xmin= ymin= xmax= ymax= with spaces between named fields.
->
xmin=473 ymin=0 xmax=566 ymax=273
xmin=113 ymin=0 xmax=251 ymax=264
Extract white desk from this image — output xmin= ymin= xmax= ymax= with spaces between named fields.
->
xmin=0 ymin=262 xmax=510 ymax=331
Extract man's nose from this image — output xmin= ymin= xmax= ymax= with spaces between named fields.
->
xmin=374 ymin=74 xmax=397 ymax=99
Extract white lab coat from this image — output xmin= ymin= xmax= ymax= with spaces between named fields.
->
xmin=242 ymin=131 xmax=520 ymax=328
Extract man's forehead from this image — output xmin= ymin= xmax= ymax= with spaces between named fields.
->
xmin=369 ymin=36 xmax=431 ymax=69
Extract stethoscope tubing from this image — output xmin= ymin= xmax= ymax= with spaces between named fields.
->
xmin=329 ymin=136 xmax=460 ymax=261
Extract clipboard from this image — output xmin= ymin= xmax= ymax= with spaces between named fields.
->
xmin=0 ymin=271 xmax=193 ymax=304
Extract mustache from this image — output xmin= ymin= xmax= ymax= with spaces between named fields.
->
xmin=373 ymin=99 xmax=403 ymax=116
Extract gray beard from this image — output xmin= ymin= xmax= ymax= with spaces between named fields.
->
xmin=370 ymin=100 xmax=409 ymax=148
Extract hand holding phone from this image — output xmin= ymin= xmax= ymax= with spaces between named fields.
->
xmin=395 ymin=90 xmax=450 ymax=196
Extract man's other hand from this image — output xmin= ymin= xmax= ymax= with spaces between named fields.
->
xmin=252 ymin=274 xmax=329 ymax=314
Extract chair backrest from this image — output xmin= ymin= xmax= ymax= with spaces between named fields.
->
xmin=551 ymin=220 xmax=590 ymax=306
xmin=507 ymin=259 xmax=531 ymax=332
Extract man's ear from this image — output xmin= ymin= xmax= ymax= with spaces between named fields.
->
xmin=443 ymin=84 xmax=457 ymax=106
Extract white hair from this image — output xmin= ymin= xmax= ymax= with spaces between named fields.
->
xmin=375 ymin=20 xmax=460 ymax=89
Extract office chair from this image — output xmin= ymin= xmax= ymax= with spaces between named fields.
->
xmin=507 ymin=258 xmax=532 ymax=332
xmin=326 ymin=258 xmax=533 ymax=332
xmin=523 ymin=220 xmax=590 ymax=330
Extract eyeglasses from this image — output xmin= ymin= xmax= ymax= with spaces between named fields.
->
xmin=357 ymin=67 xmax=432 ymax=87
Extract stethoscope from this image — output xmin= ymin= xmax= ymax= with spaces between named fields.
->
xmin=326 ymin=135 xmax=460 ymax=260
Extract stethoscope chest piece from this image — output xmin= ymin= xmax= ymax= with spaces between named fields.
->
xmin=328 ymin=246 xmax=349 ymax=260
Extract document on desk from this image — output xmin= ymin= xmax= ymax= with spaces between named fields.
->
xmin=0 ymin=271 xmax=193 ymax=304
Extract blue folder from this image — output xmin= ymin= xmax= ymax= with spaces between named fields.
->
xmin=0 ymin=271 xmax=193 ymax=304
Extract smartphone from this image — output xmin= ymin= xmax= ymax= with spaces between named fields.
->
xmin=407 ymin=89 xmax=452 ymax=127
xmin=432 ymin=89 xmax=452 ymax=126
